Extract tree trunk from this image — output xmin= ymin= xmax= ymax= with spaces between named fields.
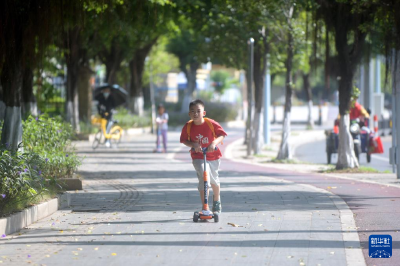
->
xmin=336 ymin=72 xmax=359 ymax=169
xmin=277 ymin=14 xmax=294 ymax=160
xmin=253 ymin=40 xmax=267 ymax=154
xmin=333 ymin=10 xmax=366 ymax=169
xmin=318 ymin=0 xmax=367 ymax=168
xmin=181 ymin=62 xmax=200 ymax=113
xmin=0 ymin=53 xmax=23 ymax=151
xmin=337 ymin=113 xmax=359 ymax=169
xmin=64 ymin=27 xmax=81 ymax=132
xmin=21 ymin=66 xmax=37 ymax=118
xmin=277 ymin=111 xmax=291 ymax=159
xmin=303 ymin=73 xmax=314 ymax=128
xmin=129 ymin=58 xmax=144 ymax=116
xmin=0 ymin=101 xmax=5 ymax=121
xmin=104 ymin=40 xmax=123 ymax=85
xmin=129 ymin=39 xmax=157 ymax=116
xmin=78 ymin=66 xmax=93 ymax=121
xmin=325 ymin=29 xmax=331 ymax=100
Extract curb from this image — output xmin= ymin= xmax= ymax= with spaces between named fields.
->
xmin=300 ymin=184 xmax=366 ymax=266
xmin=0 ymin=192 xmax=72 ymax=236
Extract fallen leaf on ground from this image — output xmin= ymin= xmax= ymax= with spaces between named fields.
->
xmin=111 ymin=253 xmax=117 ymax=256
xmin=228 ymin=223 xmax=243 ymax=227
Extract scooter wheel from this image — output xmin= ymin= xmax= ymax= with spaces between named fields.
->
xmin=214 ymin=213 xmax=219 ymax=223
xmin=193 ymin=212 xmax=199 ymax=222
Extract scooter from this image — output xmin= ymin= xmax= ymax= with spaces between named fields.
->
xmin=192 ymin=147 xmax=219 ymax=223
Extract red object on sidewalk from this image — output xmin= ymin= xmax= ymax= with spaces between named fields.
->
xmin=369 ymin=135 xmax=384 ymax=154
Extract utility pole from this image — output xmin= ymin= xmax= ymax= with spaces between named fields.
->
xmin=247 ymin=38 xmax=254 ymax=157
xmin=264 ymin=54 xmax=271 ymax=145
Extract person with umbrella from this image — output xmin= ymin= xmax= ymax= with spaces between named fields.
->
xmin=97 ymin=87 xmax=117 ymax=147
xmin=94 ymin=84 xmax=128 ymax=147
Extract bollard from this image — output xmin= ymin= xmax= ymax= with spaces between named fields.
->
xmin=373 ymin=114 xmax=378 ymax=133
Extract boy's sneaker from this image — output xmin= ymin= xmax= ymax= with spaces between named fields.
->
xmin=212 ymin=200 xmax=222 ymax=213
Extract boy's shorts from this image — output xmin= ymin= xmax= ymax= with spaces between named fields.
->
xmin=192 ymin=159 xmax=221 ymax=191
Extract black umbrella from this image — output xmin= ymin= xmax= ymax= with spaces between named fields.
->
xmin=94 ymin=84 xmax=129 ymax=108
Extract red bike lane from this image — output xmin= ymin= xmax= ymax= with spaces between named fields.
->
xmin=174 ymin=135 xmax=400 ymax=266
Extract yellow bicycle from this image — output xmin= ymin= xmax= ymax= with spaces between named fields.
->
xmin=91 ymin=114 xmax=123 ymax=149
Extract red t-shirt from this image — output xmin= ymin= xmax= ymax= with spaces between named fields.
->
xmin=180 ymin=118 xmax=227 ymax=161
xmin=350 ymin=102 xmax=363 ymax=120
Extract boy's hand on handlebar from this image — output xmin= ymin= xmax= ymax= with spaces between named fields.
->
xmin=192 ymin=142 xmax=202 ymax=153
xmin=207 ymin=142 xmax=216 ymax=153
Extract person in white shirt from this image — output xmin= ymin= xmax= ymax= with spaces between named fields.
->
xmin=154 ymin=104 xmax=169 ymax=153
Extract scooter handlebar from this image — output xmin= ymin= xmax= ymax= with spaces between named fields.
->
xmin=190 ymin=146 xmax=218 ymax=154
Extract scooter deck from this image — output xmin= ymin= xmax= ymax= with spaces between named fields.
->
xmin=199 ymin=212 xmax=213 ymax=220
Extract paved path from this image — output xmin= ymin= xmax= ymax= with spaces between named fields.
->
xmin=226 ymin=131 xmax=400 ymax=266
xmin=0 ymin=130 xmax=366 ymax=265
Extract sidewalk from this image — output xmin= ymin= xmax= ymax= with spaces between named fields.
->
xmin=0 ymin=131 xmax=364 ymax=265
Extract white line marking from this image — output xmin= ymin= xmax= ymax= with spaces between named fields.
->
xmin=371 ymin=154 xmax=389 ymax=162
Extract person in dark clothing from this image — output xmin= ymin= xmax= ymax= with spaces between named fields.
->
xmin=97 ymin=88 xmax=116 ymax=147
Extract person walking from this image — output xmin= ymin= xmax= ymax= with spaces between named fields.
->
xmin=154 ymin=104 xmax=169 ymax=153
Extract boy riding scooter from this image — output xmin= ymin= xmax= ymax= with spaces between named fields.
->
xmin=180 ymin=99 xmax=227 ymax=221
